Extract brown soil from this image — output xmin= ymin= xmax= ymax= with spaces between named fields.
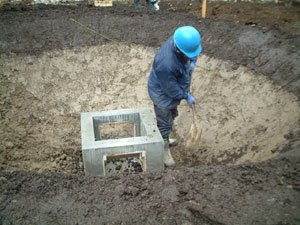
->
xmin=159 ymin=0 xmax=300 ymax=35
xmin=0 ymin=1 xmax=300 ymax=225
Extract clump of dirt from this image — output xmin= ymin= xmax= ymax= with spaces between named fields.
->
xmin=0 ymin=2 xmax=300 ymax=225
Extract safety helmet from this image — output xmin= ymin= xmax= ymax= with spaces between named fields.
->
xmin=174 ymin=26 xmax=202 ymax=58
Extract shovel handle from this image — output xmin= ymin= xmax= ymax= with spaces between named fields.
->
xmin=192 ymin=103 xmax=198 ymax=121
xmin=190 ymin=87 xmax=198 ymax=121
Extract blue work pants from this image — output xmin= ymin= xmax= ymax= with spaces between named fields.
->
xmin=154 ymin=105 xmax=178 ymax=140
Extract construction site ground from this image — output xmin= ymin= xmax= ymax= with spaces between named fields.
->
xmin=0 ymin=1 xmax=300 ymax=224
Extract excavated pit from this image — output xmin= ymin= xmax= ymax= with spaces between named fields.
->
xmin=0 ymin=3 xmax=300 ymax=225
xmin=1 ymin=43 xmax=299 ymax=174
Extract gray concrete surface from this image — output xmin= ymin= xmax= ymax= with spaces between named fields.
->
xmin=81 ymin=108 xmax=164 ymax=176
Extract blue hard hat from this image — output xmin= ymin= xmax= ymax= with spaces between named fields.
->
xmin=174 ymin=26 xmax=202 ymax=58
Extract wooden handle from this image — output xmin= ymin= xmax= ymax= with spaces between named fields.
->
xmin=190 ymin=86 xmax=198 ymax=120
xmin=192 ymin=103 xmax=198 ymax=121
xmin=202 ymin=0 xmax=207 ymax=18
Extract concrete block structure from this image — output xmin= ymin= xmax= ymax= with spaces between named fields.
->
xmin=81 ymin=108 xmax=164 ymax=176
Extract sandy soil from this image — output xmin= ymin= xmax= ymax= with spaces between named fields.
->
xmin=0 ymin=1 xmax=300 ymax=225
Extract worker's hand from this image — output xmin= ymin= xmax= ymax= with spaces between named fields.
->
xmin=190 ymin=60 xmax=196 ymax=70
xmin=186 ymin=93 xmax=196 ymax=107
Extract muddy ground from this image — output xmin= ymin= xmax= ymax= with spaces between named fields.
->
xmin=0 ymin=1 xmax=300 ymax=224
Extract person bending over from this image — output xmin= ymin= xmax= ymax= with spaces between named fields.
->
xmin=148 ymin=26 xmax=202 ymax=167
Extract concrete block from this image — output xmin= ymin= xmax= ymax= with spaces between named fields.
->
xmin=81 ymin=108 xmax=164 ymax=176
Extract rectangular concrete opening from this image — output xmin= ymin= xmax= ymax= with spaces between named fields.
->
xmin=93 ymin=112 xmax=145 ymax=141
xmin=104 ymin=152 xmax=145 ymax=176
xmin=99 ymin=121 xmax=135 ymax=140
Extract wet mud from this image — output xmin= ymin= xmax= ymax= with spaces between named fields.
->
xmin=0 ymin=2 xmax=300 ymax=225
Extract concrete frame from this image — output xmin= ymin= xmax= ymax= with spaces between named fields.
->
xmin=81 ymin=108 xmax=164 ymax=176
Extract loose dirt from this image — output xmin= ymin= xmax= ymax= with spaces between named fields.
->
xmin=0 ymin=1 xmax=300 ymax=225
xmin=159 ymin=0 xmax=300 ymax=35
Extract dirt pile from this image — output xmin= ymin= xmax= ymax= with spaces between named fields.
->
xmin=1 ymin=151 xmax=300 ymax=225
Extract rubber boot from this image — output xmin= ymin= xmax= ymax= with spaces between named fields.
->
xmin=153 ymin=1 xmax=159 ymax=10
xmin=146 ymin=0 xmax=159 ymax=10
xmin=169 ymin=138 xmax=178 ymax=146
xmin=134 ymin=0 xmax=141 ymax=9
xmin=164 ymin=139 xmax=175 ymax=167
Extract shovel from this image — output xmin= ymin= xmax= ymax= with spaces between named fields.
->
xmin=184 ymin=101 xmax=202 ymax=153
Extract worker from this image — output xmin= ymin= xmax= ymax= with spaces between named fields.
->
xmin=134 ymin=0 xmax=159 ymax=10
xmin=148 ymin=26 xmax=202 ymax=167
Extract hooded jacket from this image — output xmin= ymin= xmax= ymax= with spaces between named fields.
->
xmin=148 ymin=36 xmax=197 ymax=109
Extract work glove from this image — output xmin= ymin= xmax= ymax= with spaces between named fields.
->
xmin=190 ymin=58 xmax=197 ymax=72
xmin=186 ymin=93 xmax=196 ymax=107
xmin=190 ymin=60 xmax=196 ymax=70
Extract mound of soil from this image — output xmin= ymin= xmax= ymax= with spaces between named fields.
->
xmin=1 ymin=151 xmax=300 ymax=225
xmin=0 ymin=1 xmax=300 ymax=224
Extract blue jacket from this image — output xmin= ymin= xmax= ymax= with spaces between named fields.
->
xmin=148 ymin=36 xmax=197 ymax=110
